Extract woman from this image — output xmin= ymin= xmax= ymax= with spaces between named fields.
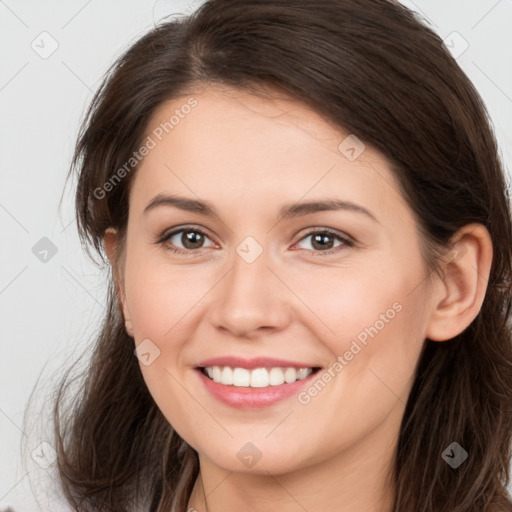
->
xmin=45 ymin=0 xmax=512 ymax=510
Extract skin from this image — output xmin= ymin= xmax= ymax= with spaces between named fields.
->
xmin=104 ymin=85 xmax=493 ymax=512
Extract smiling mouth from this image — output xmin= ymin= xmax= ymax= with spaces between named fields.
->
xmin=198 ymin=366 xmax=322 ymax=388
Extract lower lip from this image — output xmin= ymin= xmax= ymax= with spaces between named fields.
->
xmin=195 ymin=368 xmax=320 ymax=408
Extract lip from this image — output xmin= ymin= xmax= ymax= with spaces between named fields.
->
xmin=195 ymin=356 xmax=320 ymax=370
xmin=194 ymin=366 xmax=321 ymax=409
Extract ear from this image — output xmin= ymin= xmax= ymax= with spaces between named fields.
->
xmin=426 ymin=223 xmax=493 ymax=342
xmin=104 ymin=227 xmax=134 ymax=337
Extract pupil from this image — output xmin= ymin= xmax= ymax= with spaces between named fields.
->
xmin=313 ymin=233 xmax=333 ymax=250
xmin=184 ymin=230 xmax=203 ymax=248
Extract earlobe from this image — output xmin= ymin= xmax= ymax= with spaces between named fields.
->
xmin=103 ymin=227 xmax=134 ymax=337
xmin=425 ymin=224 xmax=493 ymax=342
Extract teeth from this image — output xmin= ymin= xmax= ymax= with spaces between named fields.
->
xmin=233 ymin=367 xmax=250 ymax=386
xmin=269 ymin=367 xmax=285 ymax=386
xmin=203 ymin=366 xmax=314 ymax=387
xmin=221 ymin=366 xmax=233 ymax=385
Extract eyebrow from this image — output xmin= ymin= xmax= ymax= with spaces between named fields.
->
xmin=143 ymin=193 xmax=378 ymax=222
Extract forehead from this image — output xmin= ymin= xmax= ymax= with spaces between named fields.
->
xmin=130 ymin=85 xmax=408 ymax=222
xmin=146 ymin=87 xmax=340 ymax=161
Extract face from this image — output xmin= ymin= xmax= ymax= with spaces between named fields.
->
xmin=114 ymin=85 xmax=434 ymax=475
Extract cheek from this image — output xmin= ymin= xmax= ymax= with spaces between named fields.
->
xmin=291 ymin=290 xmax=424 ymax=451
xmin=291 ymin=262 xmax=426 ymax=396
xmin=123 ymin=258 xmax=206 ymax=413
xmin=282 ymin=262 xmax=408 ymax=343
xmin=124 ymin=255 xmax=207 ymax=340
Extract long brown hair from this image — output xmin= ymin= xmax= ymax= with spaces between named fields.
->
xmin=39 ymin=0 xmax=512 ymax=510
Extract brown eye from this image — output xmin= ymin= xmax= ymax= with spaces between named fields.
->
xmin=159 ymin=226 xmax=215 ymax=255
xmin=179 ymin=229 xmax=206 ymax=249
xmin=310 ymin=232 xmax=336 ymax=251
xmin=294 ymin=229 xmax=354 ymax=255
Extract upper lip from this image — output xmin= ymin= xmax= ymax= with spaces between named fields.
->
xmin=195 ymin=356 xmax=321 ymax=370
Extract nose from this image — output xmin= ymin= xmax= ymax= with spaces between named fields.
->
xmin=208 ymin=245 xmax=292 ymax=339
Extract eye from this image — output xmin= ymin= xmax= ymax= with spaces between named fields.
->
xmin=157 ymin=226 xmax=216 ymax=255
xmin=293 ymin=228 xmax=354 ymax=256
xmin=157 ymin=226 xmax=354 ymax=257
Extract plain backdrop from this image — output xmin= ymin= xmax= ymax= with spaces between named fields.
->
xmin=1 ymin=0 xmax=512 ymax=510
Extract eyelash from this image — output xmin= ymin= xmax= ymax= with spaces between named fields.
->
xmin=156 ymin=225 xmax=355 ymax=257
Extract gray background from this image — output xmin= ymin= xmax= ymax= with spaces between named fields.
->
xmin=1 ymin=0 xmax=511 ymax=510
